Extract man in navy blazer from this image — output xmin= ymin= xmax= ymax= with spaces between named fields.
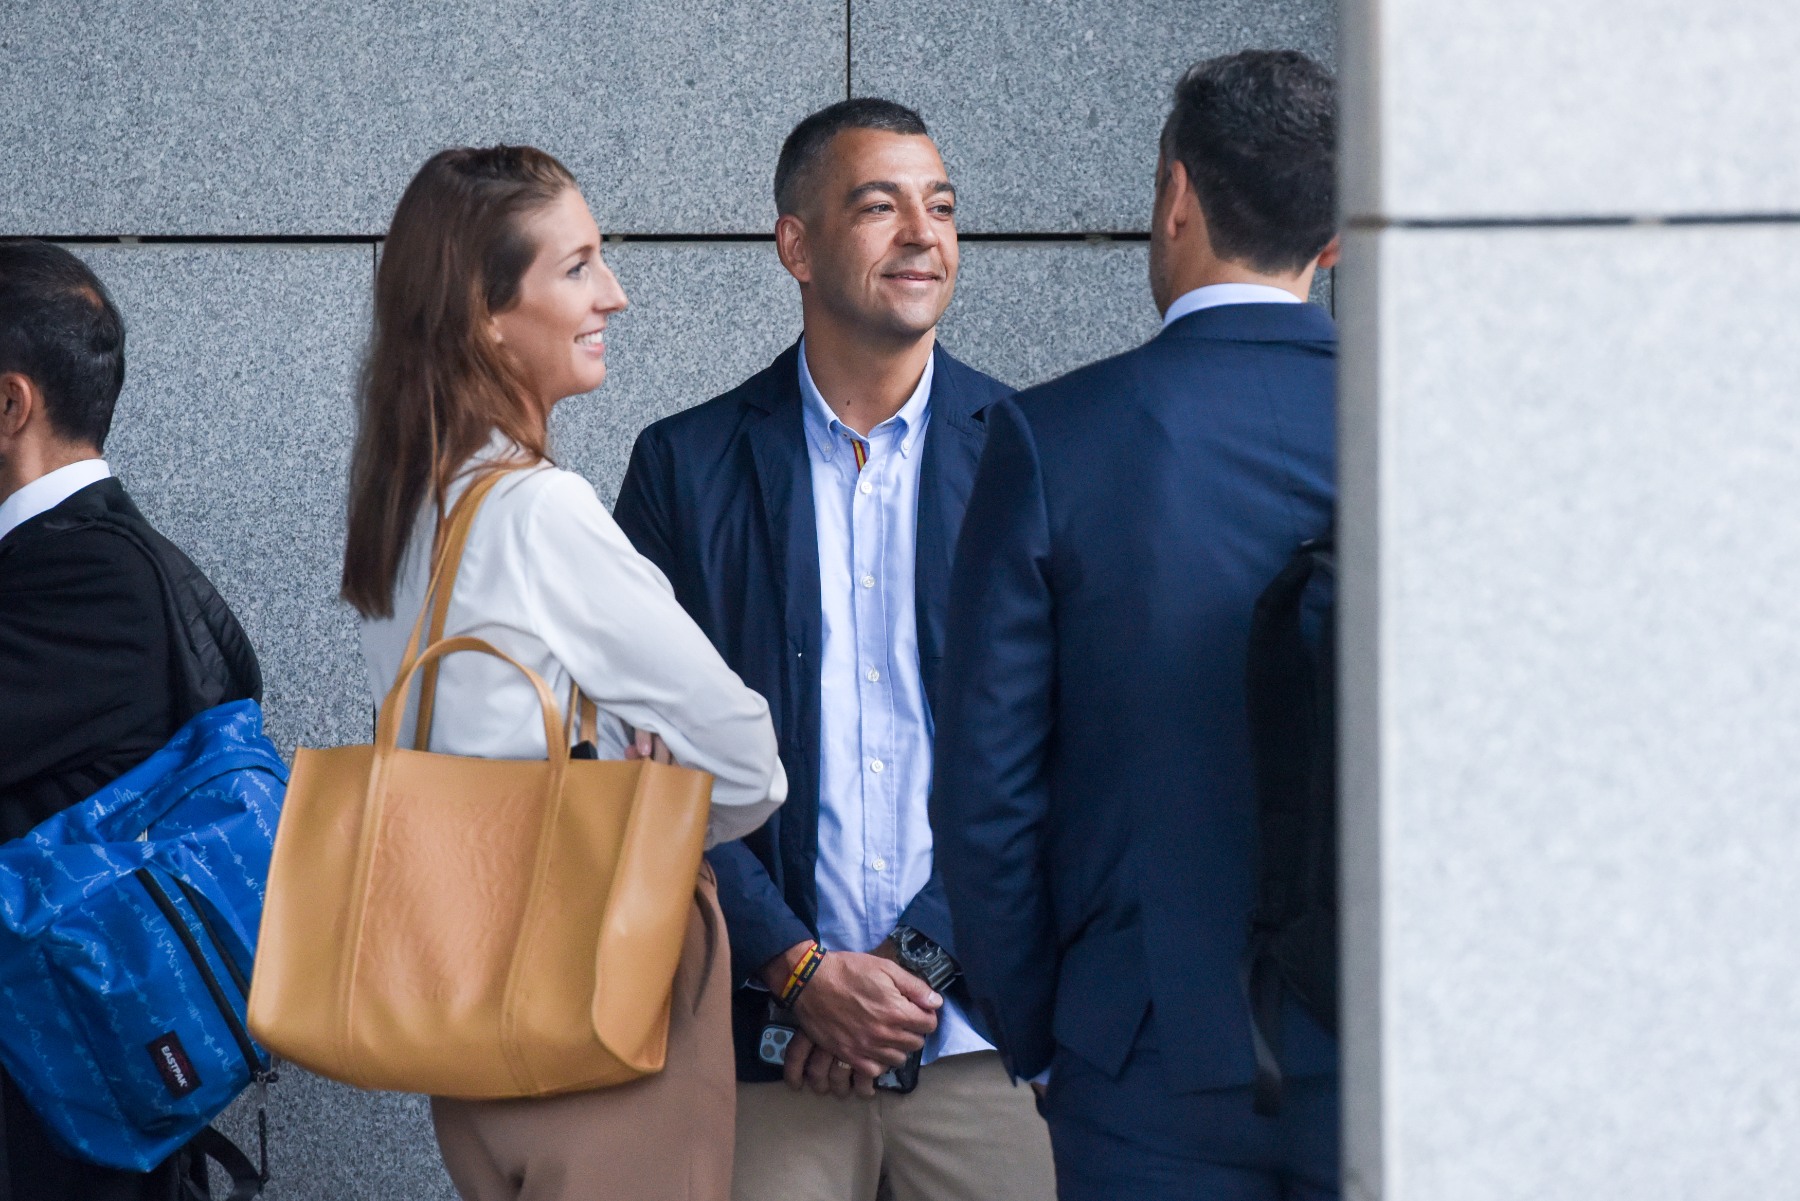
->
xmin=616 ymin=100 xmax=1054 ymax=1201
xmin=932 ymin=51 xmax=1344 ymax=1200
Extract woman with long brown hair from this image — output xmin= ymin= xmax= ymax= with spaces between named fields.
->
xmin=343 ymin=145 xmax=786 ymax=1199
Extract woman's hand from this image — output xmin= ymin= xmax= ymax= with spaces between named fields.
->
xmin=624 ymin=727 xmax=673 ymax=764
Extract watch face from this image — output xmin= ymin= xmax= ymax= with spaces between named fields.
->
xmin=890 ymin=927 xmax=958 ymax=989
xmin=895 ymin=927 xmax=931 ymax=960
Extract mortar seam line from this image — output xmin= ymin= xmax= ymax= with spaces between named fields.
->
xmin=1350 ymin=212 xmax=1800 ymax=230
xmin=47 ymin=231 xmax=1157 ymax=245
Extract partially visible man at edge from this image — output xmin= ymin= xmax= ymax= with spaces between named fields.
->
xmin=932 ymin=51 xmax=1343 ymax=1201
xmin=616 ymin=100 xmax=1056 ymax=1201
xmin=0 ymin=239 xmax=262 ymax=1200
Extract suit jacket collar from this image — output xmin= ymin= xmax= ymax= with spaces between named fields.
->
xmin=0 ymin=477 xmax=135 ymax=557
xmin=1157 ymin=300 xmax=1338 ymax=347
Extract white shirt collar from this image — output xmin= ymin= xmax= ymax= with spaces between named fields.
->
xmin=0 ymin=458 xmax=112 ymax=543
xmin=1161 ymin=283 xmax=1303 ymax=329
xmin=798 ymin=338 xmax=935 ymax=460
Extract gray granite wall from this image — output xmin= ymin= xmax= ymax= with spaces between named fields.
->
xmin=6 ymin=2 xmax=1330 ymax=1196
xmin=1338 ymin=0 xmax=1800 ymax=1198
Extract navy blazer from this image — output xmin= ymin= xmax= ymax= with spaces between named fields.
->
xmin=932 ymin=302 xmax=1340 ymax=1093
xmin=615 ymin=340 xmax=1012 ymax=1074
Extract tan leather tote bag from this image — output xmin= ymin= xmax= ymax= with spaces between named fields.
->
xmin=247 ymin=470 xmax=713 ymax=1098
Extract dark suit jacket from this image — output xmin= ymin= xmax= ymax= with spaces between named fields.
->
xmin=932 ymin=302 xmax=1341 ymax=1093
xmin=0 ymin=476 xmax=260 ymax=1197
xmin=615 ymin=340 xmax=1011 ymax=1078
xmin=1 ymin=483 xmax=171 ymax=841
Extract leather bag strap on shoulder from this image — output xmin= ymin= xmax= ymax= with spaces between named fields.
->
xmin=400 ymin=468 xmax=513 ymax=751
xmin=564 ymin=680 xmax=599 ymax=747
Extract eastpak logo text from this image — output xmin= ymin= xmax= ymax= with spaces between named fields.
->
xmin=147 ymin=1032 xmax=201 ymax=1098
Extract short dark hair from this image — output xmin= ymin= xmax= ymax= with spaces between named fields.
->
xmin=774 ymin=98 xmax=930 ymax=216
xmin=1161 ymin=50 xmax=1336 ymax=274
xmin=0 ymin=240 xmax=126 ymax=450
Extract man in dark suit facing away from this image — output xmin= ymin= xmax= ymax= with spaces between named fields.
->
xmin=0 ymin=240 xmax=261 ymax=1200
xmin=932 ymin=51 xmax=1343 ymax=1200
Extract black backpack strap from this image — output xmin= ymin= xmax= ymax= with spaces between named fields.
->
xmin=1242 ymin=532 xmax=1335 ymax=1117
xmin=180 ymin=1126 xmax=262 ymax=1201
xmin=1 ymin=1066 xmax=12 ymax=1201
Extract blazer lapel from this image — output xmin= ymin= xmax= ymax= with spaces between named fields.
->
xmin=745 ymin=344 xmax=822 ymax=674
xmin=914 ymin=348 xmax=989 ymax=708
xmin=744 ymin=345 xmax=823 ymax=898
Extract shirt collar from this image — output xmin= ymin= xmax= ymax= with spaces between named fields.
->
xmin=0 ymin=458 xmax=112 ymax=544
xmin=798 ymin=338 xmax=935 ymax=461
xmin=1161 ymin=282 xmax=1303 ymax=329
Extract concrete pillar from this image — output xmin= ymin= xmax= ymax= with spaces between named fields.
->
xmin=1338 ymin=2 xmax=1800 ymax=1197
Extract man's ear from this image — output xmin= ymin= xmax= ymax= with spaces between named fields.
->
xmin=775 ymin=212 xmax=812 ymax=286
xmin=1158 ymin=157 xmax=1197 ymax=246
xmin=1316 ymin=236 xmax=1342 ymax=271
xmin=0 ymin=373 xmax=37 ymax=438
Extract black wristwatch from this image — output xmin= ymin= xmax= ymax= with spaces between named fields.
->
xmin=890 ymin=925 xmax=959 ymax=991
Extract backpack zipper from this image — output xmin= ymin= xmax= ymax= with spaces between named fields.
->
xmin=135 ymin=869 xmax=264 ymax=1082
xmin=167 ymin=874 xmax=253 ymax=1000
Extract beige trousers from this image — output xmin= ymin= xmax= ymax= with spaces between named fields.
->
xmin=429 ymin=869 xmax=735 ymax=1201
xmin=732 ymin=1050 xmax=1056 ymax=1201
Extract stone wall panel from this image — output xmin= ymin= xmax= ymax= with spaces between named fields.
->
xmin=78 ymin=243 xmax=372 ymax=758
xmin=852 ymin=0 xmax=1334 ymax=234
xmin=8 ymin=1 xmax=842 ymax=236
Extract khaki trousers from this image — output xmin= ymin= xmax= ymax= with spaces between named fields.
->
xmin=732 ymin=1050 xmax=1056 ymax=1201
xmin=430 ymin=869 xmax=735 ymax=1201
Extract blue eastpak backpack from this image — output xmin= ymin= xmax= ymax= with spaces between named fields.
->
xmin=0 ymin=699 xmax=284 ymax=1183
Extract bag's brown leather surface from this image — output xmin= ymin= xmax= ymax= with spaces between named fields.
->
xmin=247 ymin=470 xmax=713 ymax=1098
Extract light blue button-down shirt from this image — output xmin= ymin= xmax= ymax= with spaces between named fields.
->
xmin=798 ymin=340 xmax=991 ymax=1064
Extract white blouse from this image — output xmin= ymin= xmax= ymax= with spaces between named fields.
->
xmin=359 ymin=452 xmax=787 ymax=848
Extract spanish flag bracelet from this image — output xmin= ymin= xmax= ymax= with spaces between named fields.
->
xmin=778 ymin=941 xmax=826 ymax=1008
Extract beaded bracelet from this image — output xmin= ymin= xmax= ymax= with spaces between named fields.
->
xmin=777 ymin=941 xmax=826 ymax=1008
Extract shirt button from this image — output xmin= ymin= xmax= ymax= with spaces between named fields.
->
xmin=866 ymin=668 xmax=880 ymax=682
xmin=859 ymin=479 xmax=873 ymax=495
xmin=872 ymin=858 xmax=887 ymax=872
xmin=869 ymin=759 xmax=884 ymax=774
xmin=861 ymin=575 xmax=875 ymax=589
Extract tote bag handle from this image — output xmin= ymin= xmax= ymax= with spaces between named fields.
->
xmin=375 ymin=636 xmax=570 ymax=777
